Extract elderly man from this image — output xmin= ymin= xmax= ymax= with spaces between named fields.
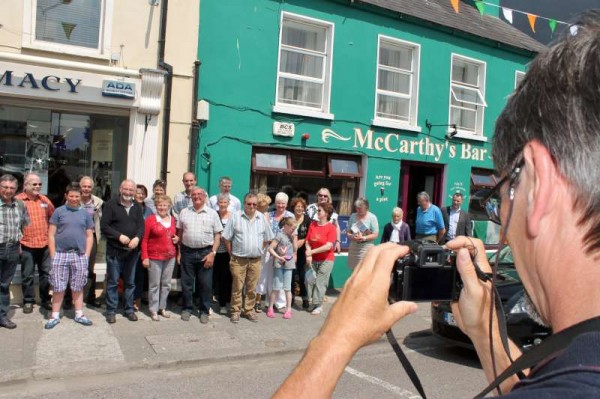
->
xmin=100 ymin=179 xmax=145 ymax=323
xmin=414 ymin=191 xmax=445 ymax=243
xmin=176 ymin=187 xmax=222 ymax=323
xmin=0 ymin=174 xmax=29 ymax=329
xmin=209 ymin=176 xmax=241 ymax=213
xmin=306 ymin=188 xmax=341 ymax=252
xmin=441 ymin=192 xmax=472 ymax=243
xmin=79 ymin=176 xmax=103 ymax=307
xmin=15 ymin=173 xmax=54 ymax=313
xmin=275 ymin=11 xmax=600 ymax=397
xmin=222 ymin=192 xmax=274 ymax=323
xmin=173 ymin=172 xmax=197 ymax=218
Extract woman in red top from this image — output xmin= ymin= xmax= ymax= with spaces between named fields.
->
xmin=141 ymin=195 xmax=179 ymax=321
xmin=305 ymin=202 xmax=337 ymax=315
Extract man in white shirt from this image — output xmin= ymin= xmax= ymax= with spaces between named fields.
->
xmin=209 ymin=176 xmax=241 ymax=213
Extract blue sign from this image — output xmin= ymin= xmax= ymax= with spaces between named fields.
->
xmin=102 ymin=80 xmax=135 ymax=99
xmin=338 ymin=215 xmax=350 ymax=250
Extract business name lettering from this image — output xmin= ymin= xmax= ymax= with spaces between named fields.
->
xmin=0 ymin=70 xmax=82 ymax=93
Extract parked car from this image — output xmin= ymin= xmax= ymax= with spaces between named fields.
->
xmin=431 ymin=247 xmax=551 ymax=350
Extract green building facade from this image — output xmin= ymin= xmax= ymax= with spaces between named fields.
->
xmin=195 ymin=0 xmax=544 ymax=286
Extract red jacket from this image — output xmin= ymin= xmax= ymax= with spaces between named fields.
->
xmin=141 ymin=215 xmax=177 ymax=260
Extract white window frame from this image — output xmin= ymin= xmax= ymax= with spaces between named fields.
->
xmin=273 ymin=12 xmax=334 ymax=120
xmin=448 ymin=54 xmax=487 ymax=141
xmin=22 ymin=0 xmax=113 ymax=59
xmin=372 ymin=35 xmax=421 ymax=132
xmin=515 ymin=70 xmax=525 ymax=89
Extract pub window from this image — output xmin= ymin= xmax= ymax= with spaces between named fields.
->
xmin=251 ymin=148 xmax=361 ymax=216
xmin=469 ymin=168 xmax=499 ymax=221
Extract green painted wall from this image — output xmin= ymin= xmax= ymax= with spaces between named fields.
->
xmin=197 ymin=0 xmax=536 ymax=287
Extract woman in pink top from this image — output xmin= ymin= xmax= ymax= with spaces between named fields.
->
xmin=305 ymin=202 xmax=337 ymax=315
xmin=141 ymin=195 xmax=179 ymax=321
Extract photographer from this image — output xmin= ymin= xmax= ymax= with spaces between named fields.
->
xmin=274 ymin=10 xmax=600 ymax=398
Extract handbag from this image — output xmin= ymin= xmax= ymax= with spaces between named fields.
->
xmin=304 ymin=265 xmax=317 ymax=285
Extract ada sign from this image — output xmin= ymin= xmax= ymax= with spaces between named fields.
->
xmin=102 ymin=80 xmax=135 ymax=99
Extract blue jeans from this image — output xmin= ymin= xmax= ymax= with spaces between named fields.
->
xmin=0 ymin=245 xmax=19 ymax=319
xmin=180 ymin=245 xmax=213 ymax=314
xmin=106 ymin=250 xmax=139 ymax=314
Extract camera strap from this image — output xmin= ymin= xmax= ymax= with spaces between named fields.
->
xmin=386 ymin=329 xmax=428 ymax=399
xmin=473 ymin=315 xmax=600 ymax=398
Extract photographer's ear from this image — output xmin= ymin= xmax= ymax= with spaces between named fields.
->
xmin=523 ymin=141 xmax=557 ymax=238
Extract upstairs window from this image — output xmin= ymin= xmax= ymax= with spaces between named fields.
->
xmin=449 ymin=55 xmax=487 ymax=136
xmin=373 ymin=36 xmax=420 ymax=130
xmin=23 ymin=0 xmax=113 ymax=58
xmin=274 ymin=13 xmax=334 ymax=120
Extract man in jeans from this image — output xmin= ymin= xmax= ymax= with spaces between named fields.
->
xmin=176 ymin=187 xmax=222 ymax=324
xmin=222 ymin=192 xmax=273 ymax=323
xmin=0 ymin=174 xmax=29 ymax=329
xmin=15 ymin=173 xmax=54 ymax=313
xmin=100 ymin=179 xmax=144 ymax=323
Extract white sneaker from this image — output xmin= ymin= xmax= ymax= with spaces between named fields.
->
xmin=311 ymin=306 xmax=323 ymax=315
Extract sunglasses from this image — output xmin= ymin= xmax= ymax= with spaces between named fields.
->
xmin=482 ymin=155 xmax=524 ymax=225
xmin=31 ymin=183 xmax=43 ymax=187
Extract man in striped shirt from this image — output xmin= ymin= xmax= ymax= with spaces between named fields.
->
xmin=15 ymin=173 xmax=55 ymax=313
xmin=222 ymin=192 xmax=274 ymax=323
xmin=0 ymin=174 xmax=29 ymax=329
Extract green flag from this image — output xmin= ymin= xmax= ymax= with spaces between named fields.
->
xmin=475 ymin=0 xmax=485 ymax=16
xmin=61 ymin=22 xmax=76 ymax=40
xmin=549 ymin=19 xmax=557 ymax=34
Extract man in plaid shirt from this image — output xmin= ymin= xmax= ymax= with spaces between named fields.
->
xmin=15 ymin=173 xmax=55 ymax=314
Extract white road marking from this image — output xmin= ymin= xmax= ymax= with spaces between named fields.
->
xmin=345 ymin=366 xmax=422 ymax=399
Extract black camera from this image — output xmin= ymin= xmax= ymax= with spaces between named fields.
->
xmin=390 ymin=240 xmax=463 ymax=302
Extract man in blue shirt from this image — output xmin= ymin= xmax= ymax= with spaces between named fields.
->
xmin=414 ymin=191 xmax=445 ymax=243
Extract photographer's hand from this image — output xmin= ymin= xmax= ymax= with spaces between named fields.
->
xmin=274 ymin=243 xmax=418 ymax=399
xmin=446 ymin=236 xmax=523 ymax=392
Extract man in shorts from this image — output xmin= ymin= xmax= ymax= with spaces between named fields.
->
xmin=46 ymin=183 xmax=94 ymax=329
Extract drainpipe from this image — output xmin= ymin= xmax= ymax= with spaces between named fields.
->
xmin=158 ymin=0 xmax=173 ymax=181
xmin=189 ymin=60 xmax=201 ymax=172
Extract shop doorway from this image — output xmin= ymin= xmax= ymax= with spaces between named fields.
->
xmin=397 ymin=162 xmax=444 ymax=238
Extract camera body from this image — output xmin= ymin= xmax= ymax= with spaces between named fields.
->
xmin=390 ymin=240 xmax=462 ymax=302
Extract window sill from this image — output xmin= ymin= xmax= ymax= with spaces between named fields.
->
xmin=450 ymin=129 xmax=488 ymax=142
xmin=371 ymin=118 xmax=422 ymax=133
xmin=273 ymin=105 xmax=334 ymax=121
xmin=22 ymin=42 xmax=110 ymax=61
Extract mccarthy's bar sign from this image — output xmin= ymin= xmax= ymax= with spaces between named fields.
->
xmin=0 ymin=69 xmax=82 ymax=93
xmin=321 ymin=127 xmax=489 ymax=162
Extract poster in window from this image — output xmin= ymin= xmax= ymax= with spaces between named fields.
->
xmin=25 ymin=121 xmax=51 ymax=194
xmin=91 ymin=129 xmax=113 ymax=162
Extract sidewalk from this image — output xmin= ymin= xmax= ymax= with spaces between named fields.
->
xmin=0 ymin=294 xmax=341 ymax=385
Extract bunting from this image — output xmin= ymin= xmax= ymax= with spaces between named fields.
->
xmin=449 ymin=1 xmax=568 ymax=34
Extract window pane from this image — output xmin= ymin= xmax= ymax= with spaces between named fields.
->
xmin=278 ymin=77 xmax=323 ymax=108
xmin=291 ymin=153 xmax=324 ymax=172
xmin=377 ymin=94 xmax=410 ymax=121
xmin=452 ymin=60 xmax=479 ymax=86
xmin=35 ymin=0 xmax=101 ymax=49
xmin=255 ymin=153 xmax=288 ymax=169
xmin=471 ymin=173 xmax=497 ymax=187
xmin=451 ymin=86 xmax=486 ymax=106
xmin=330 ymin=158 xmax=359 ymax=175
xmin=280 ymin=50 xmax=324 ymax=79
xmin=378 ymin=69 xmax=411 ymax=94
xmin=282 ymin=22 xmax=326 ymax=53
xmin=379 ymin=44 xmax=412 ymax=71
xmin=451 ymin=107 xmax=477 ymax=132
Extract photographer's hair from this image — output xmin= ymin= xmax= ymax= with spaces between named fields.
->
xmin=493 ymin=10 xmax=600 ymax=255
xmin=279 ymin=216 xmax=296 ymax=229
xmin=416 ymin=191 xmax=430 ymax=201
xmin=319 ymin=202 xmax=335 ymax=221
xmin=354 ymin=197 xmax=370 ymax=209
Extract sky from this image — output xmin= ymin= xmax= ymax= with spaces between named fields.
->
xmin=500 ymin=0 xmax=599 ymax=44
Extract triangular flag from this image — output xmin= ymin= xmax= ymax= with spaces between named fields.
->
xmin=549 ymin=19 xmax=557 ymax=34
xmin=450 ymin=0 xmax=459 ymax=13
xmin=502 ymin=7 xmax=513 ymax=24
xmin=61 ymin=22 xmax=76 ymax=40
xmin=475 ymin=1 xmax=485 ymax=16
xmin=527 ymin=13 xmax=537 ymax=33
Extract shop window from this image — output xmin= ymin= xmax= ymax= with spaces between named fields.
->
xmin=22 ymin=0 xmax=114 ymax=58
xmin=449 ymin=55 xmax=487 ymax=137
xmin=373 ymin=36 xmax=420 ymax=130
xmin=273 ymin=12 xmax=334 ymax=120
xmin=468 ymin=168 xmax=499 ymax=221
xmin=251 ymin=149 xmax=360 ymax=216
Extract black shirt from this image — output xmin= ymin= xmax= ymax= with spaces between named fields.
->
xmin=100 ymin=198 xmax=145 ymax=256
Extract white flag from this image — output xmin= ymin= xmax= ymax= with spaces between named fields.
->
xmin=502 ymin=7 xmax=513 ymax=24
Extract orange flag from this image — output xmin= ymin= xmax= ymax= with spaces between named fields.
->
xmin=527 ymin=13 xmax=537 ymax=33
xmin=450 ymin=0 xmax=459 ymax=13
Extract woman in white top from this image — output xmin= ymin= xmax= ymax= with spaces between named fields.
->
xmin=346 ymin=198 xmax=379 ymax=270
